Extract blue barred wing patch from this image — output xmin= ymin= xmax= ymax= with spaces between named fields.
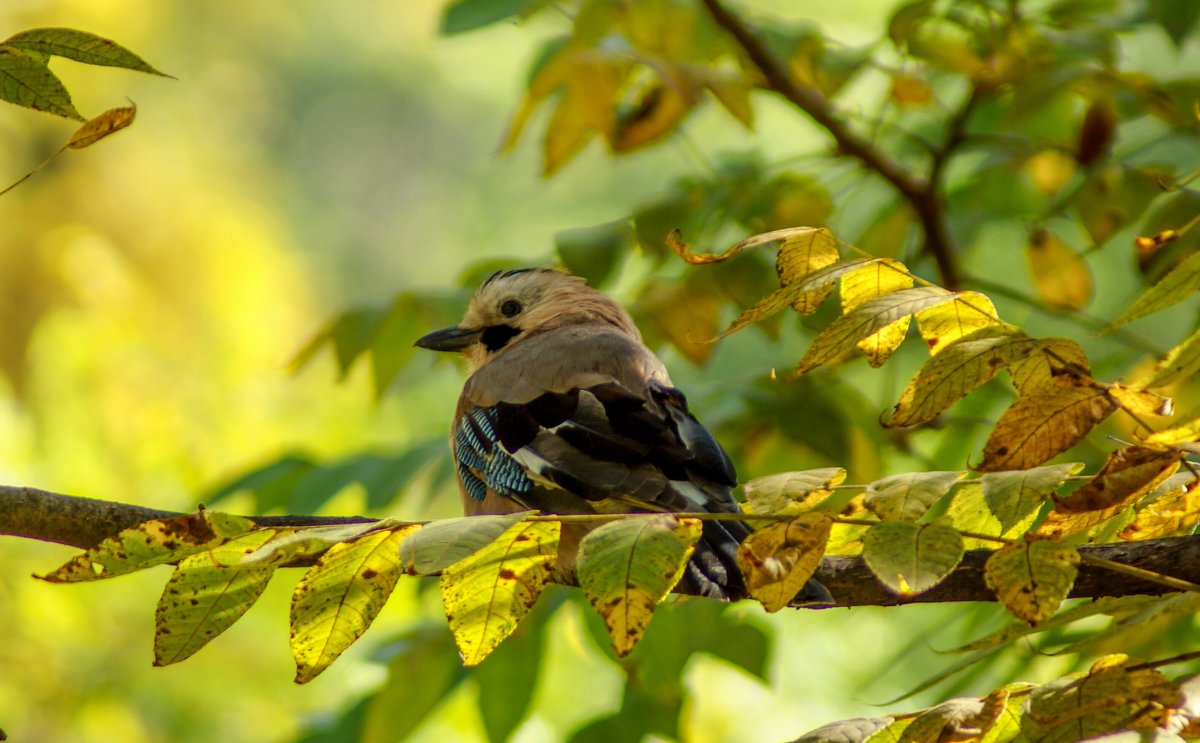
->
xmin=454 ymin=407 xmax=533 ymax=502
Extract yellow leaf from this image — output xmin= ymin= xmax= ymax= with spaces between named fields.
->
xmin=914 ymin=291 xmax=1002 ymax=355
xmin=736 ymin=511 xmax=833 ymax=612
xmin=399 ymin=513 xmax=532 ymax=575
xmin=887 ymin=326 xmax=1036 ymax=428
xmin=1109 ymin=251 xmax=1200 ymax=329
xmin=1053 ymin=446 xmax=1182 ymax=514
xmin=575 ymin=515 xmax=701 ymax=655
xmin=1120 ymin=478 xmax=1200 ymax=540
xmin=67 ymin=103 xmax=137 ymax=149
xmin=978 ymin=376 xmax=1116 ymax=472
xmin=1144 ymin=415 xmax=1200 ymax=447
xmin=1026 ymin=229 xmax=1092 ymax=311
xmin=1021 ymin=655 xmax=1179 ymax=740
xmin=940 ymin=483 xmax=1036 ymax=549
xmin=985 ymin=539 xmax=1079 ymax=624
xmin=825 ymin=494 xmax=870 ymax=556
xmin=614 ymin=81 xmax=695 ymax=152
xmin=705 ymin=75 xmax=754 ymax=127
xmin=1139 ymin=326 xmax=1200 ymax=389
xmin=154 ymin=529 xmax=279 ymax=665
xmin=1109 ymin=383 xmax=1175 ymax=418
xmin=742 ymin=467 xmax=847 ymax=515
xmin=440 ymin=520 xmax=560 ymax=666
xmin=291 ymin=525 xmax=418 ymax=683
xmin=899 ymin=690 xmax=1009 ymax=743
xmin=777 ymin=227 xmax=840 ymax=314
xmin=543 ymin=94 xmax=597 ymax=176
xmin=792 ymin=286 xmax=956 ymax=376
xmin=981 ymin=463 xmax=1084 ymax=533
xmin=861 ymin=521 xmax=964 ymax=596
xmin=38 ymin=510 xmax=257 ymax=583
xmin=1025 ymin=149 xmax=1077 ymax=196
xmin=864 ymin=470 xmax=965 ymax=521
xmin=719 ymin=258 xmax=876 ymax=338
xmin=1008 ymin=338 xmax=1091 ymax=394
xmin=889 ymin=72 xmax=934 ymax=106
xmin=840 ymin=259 xmax=914 ymax=367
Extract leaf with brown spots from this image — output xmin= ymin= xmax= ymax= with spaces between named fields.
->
xmin=985 ymin=539 xmax=1079 ymax=625
xmin=914 ymin=291 xmax=1002 ymax=355
xmin=1109 ymin=383 xmax=1175 ymax=418
xmin=291 ymin=525 xmax=420 ymax=683
xmin=978 ymin=375 xmax=1116 ymax=472
xmin=1053 ymin=446 xmax=1182 ymax=514
xmin=154 ymin=529 xmax=279 ymax=665
xmin=1120 ymin=478 xmax=1200 ymax=540
xmin=887 ymin=326 xmax=1036 ymax=428
xmin=440 ymin=520 xmax=560 ymax=666
xmin=38 ymin=510 xmax=257 ymax=583
xmin=1008 ymin=338 xmax=1091 ymax=394
xmin=737 ymin=511 xmax=833 ymax=612
xmin=67 ymin=103 xmax=136 ymax=148
xmin=741 ymin=467 xmax=846 ymax=515
xmin=576 ymin=515 xmax=701 ymax=655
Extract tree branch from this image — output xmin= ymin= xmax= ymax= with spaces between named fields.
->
xmin=4 ymin=485 xmax=1197 ymax=608
xmin=698 ymin=0 xmax=961 ymax=289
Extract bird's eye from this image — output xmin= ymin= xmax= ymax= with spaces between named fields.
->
xmin=500 ymin=299 xmax=523 ymax=318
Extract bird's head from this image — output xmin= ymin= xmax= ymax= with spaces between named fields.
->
xmin=415 ymin=268 xmax=639 ymax=371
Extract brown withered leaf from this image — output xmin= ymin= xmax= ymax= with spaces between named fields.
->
xmin=978 ymin=375 xmax=1116 ymax=472
xmin=67 ymin=103 xmax=137 ymax=149
xmin=1053 ymin=446 xmax=1183 ymax=514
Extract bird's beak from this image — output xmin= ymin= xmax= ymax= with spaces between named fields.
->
xmin=414 ymin=325 xmax=482 ymax=352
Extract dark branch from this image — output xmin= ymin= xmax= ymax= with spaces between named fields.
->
xmin=4 ymin=485 xmax=1197 ymax=608
xmin=698 ymin=0 xmax=961 ymax=289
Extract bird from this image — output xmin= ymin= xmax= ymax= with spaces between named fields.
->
xmin=415 ymin=267 xmax=828 ymax=603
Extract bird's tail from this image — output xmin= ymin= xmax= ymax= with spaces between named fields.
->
xmin=677 ymin=518 xmax=832 ymax=604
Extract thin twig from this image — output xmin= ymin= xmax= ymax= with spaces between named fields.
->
xmin=697 ymin=0 xmax=962 ymax=289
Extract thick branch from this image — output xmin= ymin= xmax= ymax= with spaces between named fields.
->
xmin=0 ymin=485 xmax=374 ymax=551
xmin=698 ymin=0 xmax=961 ymax=289
xmin=3 ymin=485 xmax=1197 ymax=608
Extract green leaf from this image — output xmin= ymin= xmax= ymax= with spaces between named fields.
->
xmin=1148 ymin=0 xmax=1200 ymax=47
xmin=981 ymin=463 xmax=1084 ymax=532
xmin=154 ymin=529 xmax=279 ymax=665
xmin=440 ymin=520 xmax=560 ymax=666
xmin=38 ymin=511 xmax=257 ymax=582
xmin=576 ymin=515 xmax=701 ymax=656
xmin=984 ymin=539 xmax=1079 ymax=624
xmin=861 ymin=521 xmax=964 ymax=596
xmin=741 ymin=467 xmax=847 ymax=515
xmin=1109 ymin=251 xmax=1200 ymax=330
xmin=864 ymin=470 xmax=965 ymax=521
xmin=291 ymin=526 xmax=418 ymax=683
xmin=0 ymin=47 xmax=82 ymax=119
xmin=361 ymin=626 xmax=466 ymax=743
xmin=3 ymin=27 xmax=170 ymax=76
xmin=399 ymin=512 xmax=533 ymax=574
xmin=792 ymin=286 xmax=957 ymax=376
xmin=554 ymin=219 xmax=631 ymax=287
xmin=205 ymin=453 xmax=317 ymax=510
xmin=440 ymin=0 xmax=530 ymax=35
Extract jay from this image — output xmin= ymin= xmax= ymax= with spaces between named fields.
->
xmin=416 ymin=268 xmax=827 ymax=602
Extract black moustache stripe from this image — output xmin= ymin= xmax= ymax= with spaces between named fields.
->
xmin=481 ymin=324 xmax=521 ymax=351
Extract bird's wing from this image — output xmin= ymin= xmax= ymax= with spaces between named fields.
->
xmin=452 ymin=326 xmax=738 ymax=516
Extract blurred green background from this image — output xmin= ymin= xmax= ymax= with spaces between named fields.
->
xmin=2 ymin=1 xmax=1198 ymax=742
